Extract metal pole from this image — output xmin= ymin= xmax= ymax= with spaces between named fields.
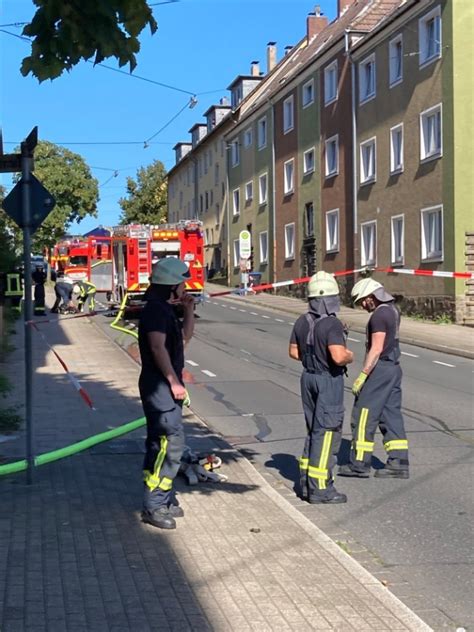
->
xmin=21 ymin=141 xmax=34 ymax=484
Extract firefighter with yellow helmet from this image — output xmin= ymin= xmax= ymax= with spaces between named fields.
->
xmin=289 ymin=271 xmax=354 ymax=504
xmin=339 ymin=278 xmax=409 ymax=479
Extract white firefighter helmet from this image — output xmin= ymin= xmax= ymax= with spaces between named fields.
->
xmin=151 ymin=257 xmax=191 ymax=285
xmin=351 ymin=278 xmax=383 ymax=303
xmin=307 ymin=271 xmax=339 ymax=298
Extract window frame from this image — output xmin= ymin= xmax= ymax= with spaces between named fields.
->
xmin=420 ymin=103 xmax=442 ymax=162
xmin=283 ymin=95 xmax=294 ymax=134
xmin=233 ymin=239 xmax=240 ymax=267
xmin=419 ymin=5 xmax=442 ymax=68
xmin=360 ymin=136 xmax=377 ymax=185
xmin=302 ymin=79 xmax=314 ymax=108
xmin=421 ymin=204 xmax=443 ymax=261
xmin=257 ymin=116 xmax=267 ymax=149
xmin=325 ymin=209 xmax=340 ymax=253
xmin=389 ymin=123 xmax=404 ymax=174
xmin=304 ymin=202 xmax=315 ymax=237
xmin=284 ymin=222 xmax=296 ymax=260
xmin=324 ymin=60 xmax=338 ymax=105
xmin=258 ymin=172 xmax=268 ymax=205
xmin=283 ymin=158 xmax=295 ymax=195
xmin=232 ymin=188 xmax=240 ymax=216
xmin=389 ymin=34 xmax=403 ymax=87
xmin=303 ymin=147 xmax=315 ymax=175
xmin=243 ymin=127 xmax=253 ymax=148
xmin=390 ymin=214 xmax=405 ymax=265
xmin=230 ymin=139 xmax=240 ymax=167
xmin=359 ymin=53 xmax=376 ymax=104
xmin=360 ymin=220 xmax=377 ymax=267
xmin=259 ymin=231 xmax=269 ymax=264
xmin=325 ymin=134 xmax=339 ymax=178
xmin=245 ymin=180 xmax=253 ymax=203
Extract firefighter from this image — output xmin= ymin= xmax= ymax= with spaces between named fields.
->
xmin=338 ymin=278 xmax=409 ymax=479
xmin=139 ymin=257 xmax=195 ymax=530
xmin=289 ymin=271 xmax=354 ymax=504
xmin=32 ymin=263 xmax=47 ymax=316
xmin=75 ymin=280 xmax=97 ymax=313
xmin=5 ymin=269 xmax=23 ymax=312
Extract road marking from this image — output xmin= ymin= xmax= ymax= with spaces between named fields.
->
xmin=347 ymin=337 xmax=360 ymax=343
xmin=401 ymin=351 xmax=419 ymax=358
xmin=229 ymin=306 xmax=237 ymax=310
xmin=186 ymin=360 xmax=199 ymax=367
xmin=238 ymin=309 xmax=247 ymax=312
xmin=202 ymin=369 xmax=216 ymax=377
xmin=240 ymin=349 xmax=252 ymax=355
xmin=432 ymin=360 xmax=456 ymax=368
xmin=288 ymin=321 xmax=295 ymax=325
xmin=250 ymin=312 xmax=259 ymax=316
xmin=275 ymin=318 xmax=285 ymax=322
xmin=261 ymin=315 xmax=270 ymax=319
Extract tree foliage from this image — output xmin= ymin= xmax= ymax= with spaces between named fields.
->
xmin=0 ymin=186 xmax=20 ymax=272
xmin=4 ymin=141 xmax=99 ymax=254
xmin=21 ymin=0 xmax=158 ymax=82
xmin=119 ymin=160 xmax=168 ymax=225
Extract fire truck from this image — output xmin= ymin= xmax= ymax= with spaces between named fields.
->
xmin=110 ymin=220 xmax=205 ymax=303
xmin=49 ymin=237 xmax=113 ymax=294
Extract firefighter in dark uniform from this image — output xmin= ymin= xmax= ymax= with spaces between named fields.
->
xmin=75 ymin=280 xmax=97 ymax=313
xmin=339 ymin=278 xmax=409 ymax=479
xmin=139 ymin=257 xmax=195 ymax=530
xmin=32 ymin=263 xmax=47 ymax=316
xmin=289 ymin=271 xmax=354 ymax=504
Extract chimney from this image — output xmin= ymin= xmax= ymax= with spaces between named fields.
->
xmin=338 ymin=0 xmax=354 ymax=17
xmin=267 ymin=42 xmax=277 ymax=73
xmin=250 ymin=60 xmax=260 ymax=76
xmin=307 ymin=6 xmax=328 ymax=40
xmin=284 ymin=46 xmax=293 ymax=56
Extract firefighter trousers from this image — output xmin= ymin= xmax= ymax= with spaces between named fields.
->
xmin=34 ymin=283 xmax=46 ymax=314
xmin=142 ymin=404 xmax=185 ymax=511
xmin=349 ymin=361 xmax=408 ymax=472
xmin=299 ymin=371 xmax=345 ymax=500
xmin=78 ymin=289 xmax=96 ymax=312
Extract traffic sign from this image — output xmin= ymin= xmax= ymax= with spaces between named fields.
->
xmin=239 ymin=230 xmax=251 ymax=259
xmin=2 ymin=174 xmax=55 ymax=233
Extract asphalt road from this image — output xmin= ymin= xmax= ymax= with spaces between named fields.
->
xmin=98 ymin=295 xmax=474 ymax=630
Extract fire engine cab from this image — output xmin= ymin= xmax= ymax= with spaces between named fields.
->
xmin=50 ymin=237 xmax=113 ymax=294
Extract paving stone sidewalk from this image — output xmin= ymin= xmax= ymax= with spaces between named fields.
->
xmin=0 ymin=305 xmax=432 ymax=631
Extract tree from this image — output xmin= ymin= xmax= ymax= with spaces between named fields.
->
xmin=119 ymin=160 xmax=168 ymax=225
xmin=21 ymin=0 xmax=158 ymax=82
xmin=0 ymin=186 xmax=20 ymax=272
xmin=5 ymin=141 xmax=99 ymax=254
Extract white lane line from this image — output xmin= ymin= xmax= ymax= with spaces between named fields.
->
xmin=275 ymin=318 xmax=285 ymax=322
xmin=250 ymin=312 xmax=259 ymax=316
xmin=288 ymin=322 xmax=295 ymax=326
xmin=261 ymin=315 xmax=270 ymax=319
xmin=240 ymin=349 xmax=252 ymax=355
xmin=347 ymin=337 xmax=360 ymax=343
xmin=229 ymin=306 xmax=237 ymax=310
xmin=238 ymin=309 xmax=247 ymax=312
xmin=401 ymin=351 xmax=419 ymax=358
xmin=186 ymin=360 xmax=199 ymax=367
xmin=432 ymin=360 xmax=456 ymax=368
xmin=201 ymin=369 xmax=217 ymax=377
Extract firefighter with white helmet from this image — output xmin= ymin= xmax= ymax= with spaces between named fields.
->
xmin=139 ymin=257 xmax=195 ymax=529
xmin=289 ymin=271 xmax=354 ymax=504
xmin=339 ymin=277 xmax=409 ymax=479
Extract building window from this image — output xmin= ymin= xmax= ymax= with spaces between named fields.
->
xmin=283 ymin=96 xmax=294 ymax=133
xmin=302 ymin=79 xmax=314 ymax=107
xmin=361 ymin=221 xmax=377 ymax=266
xmin=420 ymin=104 xmax=442 ymax=161
xmin=326 ymin=209 xmax=339 ymax=253
xmin=284 ymin=159 xmax=294 ymax=195
xmin=421 ymin=205 xmax=443 ymax=261
xmin=324 ymin=60 xmax=338 ymax=105
xmin=391 ymin=215 xmax=405 ymax=265
xmin=232 ymin=188 xmax=240 ymax=215
xmin=419 ymin=6 xmax=441 ymax=67
xmin=214 ymin=163 xmax=219 ymax=186
xmin=360 ymin=137 xmax=376 ymax=184
xmin=259 ymin=231 xmax=268 ymax=263
xmin=244 ymin=127 xmax=253 ymax=148
xmin=257 ymin=117 xmax=267 ymax=149
xmin=230 ymin=140 xmax=240 ymax=167
xmin=259 ymin=173 xmax=268 ymax=204
xmin=233 ymin=239 xmax=240 ymax=267
xmin=359 ymin=53 xmax=376 ymax=103
xmin=325 ymin=135 xmax=339 ymax=177
xmin=284 ymin=223 xmax=295 ymax=259
xmin=303 ymin=148 xmax=315 ymax=175
xmin=215 ymin=204 xmax=220 ymax=225
xmin=245 ymin=180 xmax=253 ymax=202
xmin=389 ymin=35 xmax=403 ymax=86
xmin=304 ymin=202 xmax=314 ymax=237
xmin=390 ymin=124 xmax=404 ymax=173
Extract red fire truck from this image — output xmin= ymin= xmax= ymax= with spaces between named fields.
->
xmin=110 ymin=220 xmax=205 ymax=303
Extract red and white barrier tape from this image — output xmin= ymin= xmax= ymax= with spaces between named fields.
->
xmin=377 ymin=267 xmax=474 ymax=280
xmin=30 ymin=322 xmax=96 ymax=410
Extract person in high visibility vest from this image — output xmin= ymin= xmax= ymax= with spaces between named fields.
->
xmin=75 ymin=280 xmax=97 ymax=313
xmin=5 ymin=270 xmax=23 ymax=312
xmin=339 ymin=278 xmax=409 ymax=479
xmin=32 ymin=264 xmax=47 ymax=316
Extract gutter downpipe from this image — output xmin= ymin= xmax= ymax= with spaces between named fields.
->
xmin=346 ymin=30 xmax=358 ymax=262
xmin=270 ymin=99 xmax=277 ymax=288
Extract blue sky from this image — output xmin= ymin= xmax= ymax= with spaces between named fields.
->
xmin=1 ymin=0 xmax=336 ymax=234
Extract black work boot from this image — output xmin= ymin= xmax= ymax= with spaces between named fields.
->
xmin=374 ymin=461 xmax=409 ymax=479
xmin=308 ymin=490 xmax=347 ymax=504
xmin=338 ymin=464 xmax=370 ymax=478
xmin=168 ymin=503 xmax=184 ymax=518
xmin=141 ymin=507 xmax=176 ymax=530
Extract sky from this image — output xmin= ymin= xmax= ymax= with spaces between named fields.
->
xmin=1 ymin=0 xmax=336 ymax=234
